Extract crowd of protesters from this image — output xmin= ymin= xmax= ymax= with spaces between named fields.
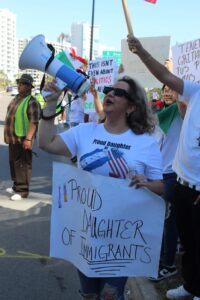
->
xmin=4 ymin=34 xmax=200 ymax=299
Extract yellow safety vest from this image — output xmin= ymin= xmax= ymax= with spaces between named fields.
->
xmin=14 ymin=95 xmax=31 ymax=137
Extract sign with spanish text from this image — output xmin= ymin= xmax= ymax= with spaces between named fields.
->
xmin=50 ymin=162 xmax=165 ymax=278
xmin=172 ymin=38 xmax=200 ymax=83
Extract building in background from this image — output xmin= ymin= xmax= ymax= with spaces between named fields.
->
xmin=71 ymin=22 xmax=100 ymax=59
xmin=0 ymin=8 xmax=171 ymax=90
xmin=121 ymin=36 xmax=171 ymax=89
xmin=0 ymin=9 xmax=18 ymax=82
xmin=57 ymin=33 xmax=71 ymax=44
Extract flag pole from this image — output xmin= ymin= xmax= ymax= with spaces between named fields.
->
xmin=121 ymin=0 xmax=134 ymax=36
xmin=90 ymin=0 xmax=95 ymax=60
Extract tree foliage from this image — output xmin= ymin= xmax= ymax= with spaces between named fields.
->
xmin=0 ymin=70 xmax=10 ymax=89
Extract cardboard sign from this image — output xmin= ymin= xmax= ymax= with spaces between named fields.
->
xmin=172 ymin=38 xmax=200 ymax=83
xmin=50 ymin=162 xmax=165 ymax=278
xmin=88 ymin=57 xmax=118 ymax=93
xmin=84 ymin=57 xmax=118 ymax=114
xmin=84 ymin=92 xmax=104 ymax=114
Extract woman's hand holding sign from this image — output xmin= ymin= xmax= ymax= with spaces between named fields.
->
xmin=129 ymin=174 xmax=164 ymax=195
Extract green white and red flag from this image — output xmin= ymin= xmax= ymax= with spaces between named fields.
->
xmin=56 ymin=48 xmax=87 ymax=70
xmin=144 ymin=0 xmax=157 ymax=4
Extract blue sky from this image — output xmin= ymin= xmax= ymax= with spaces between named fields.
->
xmin=1 ymin=0 xmax=200 ymax=50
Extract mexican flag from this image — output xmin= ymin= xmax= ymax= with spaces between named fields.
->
xmin=144 ymin=0 xmax=157 ymax=3
xmin=153 ymin=103 xmax=179 ymax=146
xmin=56 ymin=48 xmax=87 ymax=70
xmin=157 ymin=103 xmax=179 ymax=134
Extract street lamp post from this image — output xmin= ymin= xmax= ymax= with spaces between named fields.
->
xmin=90 ymin=0 xmax=95 ymax=61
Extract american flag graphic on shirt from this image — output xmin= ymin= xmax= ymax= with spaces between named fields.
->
xmin=106 ymin=148 xmax=129 ymax=178
xmin=80 ymin=147 xmax=129 ymax=179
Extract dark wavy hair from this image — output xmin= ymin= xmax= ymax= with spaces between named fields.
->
xmin=118 ymin=76 xmax=157 ymax=134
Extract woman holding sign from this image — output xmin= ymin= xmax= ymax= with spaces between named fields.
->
xmin=39 ymin=76 xmax=163 ymax=300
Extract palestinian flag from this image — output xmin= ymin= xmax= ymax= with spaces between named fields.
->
xmin=144 ymin=0 xmax=157 ymax=4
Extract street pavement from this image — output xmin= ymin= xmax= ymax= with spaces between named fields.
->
xmin=0 ymin=92 xmax=81 ymax=300
xmin=0 ymin=91 xmax=163 ymax=300
xmin=0 ymin=191 xmax=162 ymax=300
xmin=0 ymin=193 xmax=80 ymax=300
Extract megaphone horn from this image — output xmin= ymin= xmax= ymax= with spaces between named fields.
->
xmin=19 ymin=34 xmax=90 ymax=96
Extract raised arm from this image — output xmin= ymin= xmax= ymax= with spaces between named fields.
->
xmin=177 ymin=100 xmax=187 ymax=119
xmin=90 ymin=77 xmax=105 ymax=121
xmin=38 ymin=83 xmax=72 ymax=157
xmin=127 ymin=35 xmax=184 ymax=95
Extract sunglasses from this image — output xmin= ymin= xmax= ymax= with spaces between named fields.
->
xmin=103 ymin=86 xmax=131 ymax=101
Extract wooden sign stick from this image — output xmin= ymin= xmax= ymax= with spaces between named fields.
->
xmin=121 ymin=0 xmax=134 ymax=36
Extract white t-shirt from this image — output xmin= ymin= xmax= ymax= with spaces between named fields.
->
xmin=59 ymin=122 xmax=163 ymax=180
xmin=69 ymin=97 xmax=84 ymax=124
xmin=161 ymin=114 xmax=183 ymax=174
xmin=87 ymin=111 xmax=99 ymax=123
xmin=172 ymin=80 xmax=200 ymax=186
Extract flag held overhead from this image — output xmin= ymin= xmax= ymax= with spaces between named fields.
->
xmin=144 ymin=0 xmax=157 ymax=4
xmin=121 ymin=0 xmax=157 ymax=37
xmin=121 ymin=0 xmax=134 ymax=36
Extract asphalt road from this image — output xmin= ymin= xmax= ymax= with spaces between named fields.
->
xmin=0 ymin=91 xmax=53 ymax=194
xmin=0 ymin=92 xmax=157 ymax=300
xmin=0 ymin=91 xmax=81 ymax=300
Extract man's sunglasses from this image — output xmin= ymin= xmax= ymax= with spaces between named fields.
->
xmin=103 ymin=86 xmax=131 ymax=101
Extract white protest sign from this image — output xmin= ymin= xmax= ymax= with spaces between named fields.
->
xmin=84 ymin=57 xmax=118 ymax=114
xmin=50 ymin=162 xmax=165 ymax=278
xmin=84 ymin=92 xmax=104 ymax=114
xmin=172 ymin=38 xmax=200 ymax=83
xmin=88 ymin=57 xmax=118 ymax=92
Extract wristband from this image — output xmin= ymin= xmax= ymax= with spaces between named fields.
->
xmin=25 ymin=138 xmax=32 ymax=142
